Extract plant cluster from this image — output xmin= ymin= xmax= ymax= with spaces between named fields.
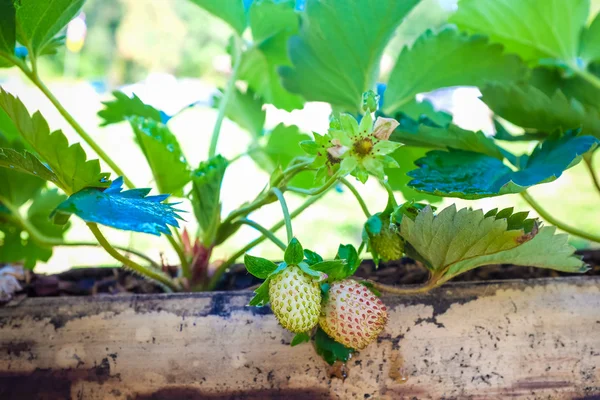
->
xmin=0 ymin=0 xmax=598 ymax=363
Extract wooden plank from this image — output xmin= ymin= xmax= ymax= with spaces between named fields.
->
xmin=0 ymin=277 xmax=598 ymax=399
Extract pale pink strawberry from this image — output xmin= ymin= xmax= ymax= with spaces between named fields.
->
xmin=319 ymin=279 xmax=388 ymax=350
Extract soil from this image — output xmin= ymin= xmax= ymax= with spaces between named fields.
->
xmin=11 ymin=249 xmax=600 ymax=298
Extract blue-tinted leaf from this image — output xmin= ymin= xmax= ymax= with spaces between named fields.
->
xmin=52 ymin=177 xmax=183 ymax=236
xmin=408 ymin=133 xmax=599 ymax=199
xmin=98 ymin=91 xmax=167 ymax=127
xmin=129 ymin=117 xmax=190 ymax=195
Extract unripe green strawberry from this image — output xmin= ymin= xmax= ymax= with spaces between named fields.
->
xmin=269 ymin=265 xmax=321 ymax=333
xmin=364 ymin=213 xmax=404 ymax=262
xmin=319 ymin=280 xmax=388 ymax=350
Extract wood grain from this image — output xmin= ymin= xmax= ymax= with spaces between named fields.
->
xmin=0 ymin=277 xmax=598 ymax=399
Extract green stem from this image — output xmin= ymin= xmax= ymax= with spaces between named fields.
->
xmin=238 ymin=218 xmax=286 ymax=250
xmin=340 ymin=177 xmax=371 ymax=217
xmin=584 ymin=155 xmax=600 ymax=197
xmin=208 ymin=35 xmax=243 ymax=158
xmin=380 ymin=179 xmax=398 ymax=209
xmin=521 ymin=191 xmax=600 ymax=244
xmin=369 ymin=277 xmax=438 ymax=295
xmin=285 ymin=172 xmax=340 ymax=196
xmin=0 ymin=196 xmax=159 ymax=267
xmin=16 ymin=63 xmax=134 ymax=189
xmin=271 ymin=188 xmax=293 ymax=243
xmin=207 ymin=189 xmax=330 ymax=290
xmin=87 ymin=223 xmax=179 ymax=291
xmin=167 ymin=232 xmax=190 ymax=278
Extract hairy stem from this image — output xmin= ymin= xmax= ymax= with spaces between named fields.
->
xmin=238 ymin=218 xmax=286 ymax=250
xmin=380 ymin=179 xmax=398 ymax=210
xmin=340 ymin=177 xmax=371 ymax=217
xmin=369 ymin=279 xmax=438 ymax=295
xmin=285 ymin=172 xmax=340 ymax=196
xmin=208 ymin=35 xmax=243 ymax=158
xmin=87 ymin=223 xmax=179 ymax=291
xmin=271 ymin=188 xmax=293 ymax=243
xmin=521 ymin=191 xmax=600 ymax=243
xmin=206 ymin=189 xmax=330 ymax=290
xmin=17 ymin=63 xmax=134 ymax=189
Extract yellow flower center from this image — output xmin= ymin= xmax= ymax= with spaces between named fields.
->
xmin=353 ymin=138 xmax=373 ymax=157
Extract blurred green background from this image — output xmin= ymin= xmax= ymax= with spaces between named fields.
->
xmin=0 ymin=0 xmax=598 ymax=274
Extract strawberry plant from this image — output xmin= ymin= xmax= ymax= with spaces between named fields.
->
xmin=0 ymin=0 xmax=598 ymax=364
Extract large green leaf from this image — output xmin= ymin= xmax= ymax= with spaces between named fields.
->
xmin=391 ymin=122 xmax=504 ymax=159
xmin=98 ymin=91 xmax=165 ymax=127
xmin=191 ymin=155 xmax=228 ymax=245
xmin=0 ymin=89 xmax=110 ymax=194
xmin=239 ymin=0 xmax=304 ymax=111
xmin=129 ymin=117 xmax=191 ymax=196
xmin=53 ymin=177 xmax=183 ymax=236
xmin=216 ymin=88 xmax=265 ymax=138
xmin=0 ymin=0 xmax=15 ymax=68
xmin=279 ymin=0 xmax=419 ymax=111
xmin=385 ymin=146 xmax=442 ymax=203
xmin=383 ymin=27 xmax=526 ymax=114
xmin=188 ymin=0 xmax=247 ymax=35
xmin=16 ymin=0 xmax=85 ymax=57
xmin=581 ymin=12 xmax=600 ymax=64
xmin=408 ymin=133 xmax=599 ymax=199
xmin=529 ymin=67 xmax=600 ymax=110
xmin=481 ymin=83 xmax=600 ymax=138
xmin=0 ymin=147 xmax=58 ymax=185
xmin=400 ymin=205 xmax=586 ymax=286
xmin=450 ymin=0 xmax=589 ymax=67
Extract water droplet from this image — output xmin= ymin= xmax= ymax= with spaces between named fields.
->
xmin=388 ymin=351 xmax=409 ymax=384
xmin=9 ymin=165 xmax=14 ymax=169
xmin=166 ymin=144 xmax=175 ymax=152
xmin=33 ymin=171 xmax=38 ymax=175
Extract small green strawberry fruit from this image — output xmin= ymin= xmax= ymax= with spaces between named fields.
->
xmin=319 ymin=279 xmax=388 ymax=350
xmin=364 ymin=213 xmax=404 ymax=262
xmin=269 ymin=265 xmax=321 ymax=333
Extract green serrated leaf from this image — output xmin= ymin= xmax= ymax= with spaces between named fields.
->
xmin=450 ymin=0 xmax=589 ymax=67
xmin=400 ymin=205 xmax=586 ymax=284
xmin=383 ymin=27 xmax=526 ymax=114
xmin=217 ymin=88 xmax=265 ymax=137
xmin=0 ymin=0 xmax=15 ymax=67
xmin=244 ymin=254 xmax=278 ymax=279
xmin=284 ymin=238 xmax=304 ymax=265
xmin=129 ymin=117 xmax=190 ymax=195
xmin=314 ymin=326 xmax=354 ymax=365
xmin=279 ymin=0 xmax=419 ymax=111
xmin=310 ymin=260 xmax=347 ymax=281
xmin=249 ymin=278 xmax=271 ymax=307
xmin=291 ymin=332 xmax=311 ymax=347
xmin=98 ymin=91 xmax=165 ymax=127
xmin=529 ymin=67 xmax=600 ymax=112
xmin=52 ymin=177 xmax=183 ymax=236
xmin=408 ymin=133 xmax=599 ymax=199
xmin=0 ymin=137 xmax=46 ymax=206
xmin=189 ymin=0 xmax=248 ymax=35
xmin=481 ymin=83 xmax=600 ymax=138
xmin=395 ymin=99 xmax=452 ymax=127
xmin=336 ymin=244 xmax=360 ymax=278
xmin=16 ymin=0 xmax=85 ymax=57
xmin=191 ymin=155 xmax=228 ymax=245
xmin=0 ymin=89 xmax=110 ymax=194
xmin=303 ymin=249 xmax=323 ymax=266
xmin=391 ymin=122 xmax=504 ymax=159
xmin=240 ymin=0 xmax=304 ymax=111
xmin=0 ymin=146 xmax=58 ymax=185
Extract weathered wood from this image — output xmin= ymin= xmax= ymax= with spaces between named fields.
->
xmin=0 ymin=277 xmax=598 ymax=399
